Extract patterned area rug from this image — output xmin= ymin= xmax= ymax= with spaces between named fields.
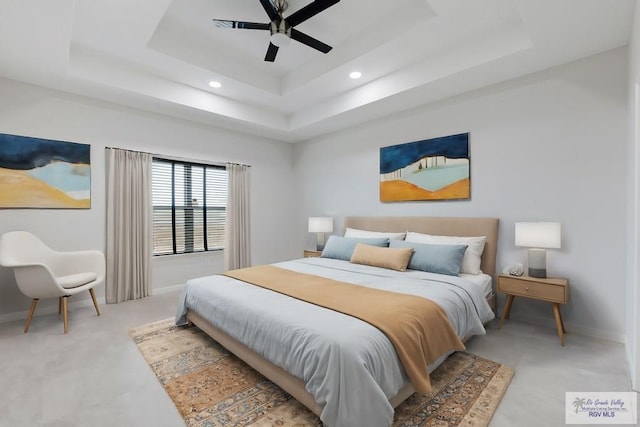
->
xmin=130 ymin=319 xmax=514 ymax=427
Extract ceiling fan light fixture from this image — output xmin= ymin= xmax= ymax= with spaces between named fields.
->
xmin=270 ymin=20 xmax=291 ymax=47
xmin=270 ymin=32 xmax=290 ymax=47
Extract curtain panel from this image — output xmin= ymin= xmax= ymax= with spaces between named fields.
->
xmin=105 ymin=148 xmax=153 ymax=303
xmin=224 ymin=163 xmax=251 ymax=270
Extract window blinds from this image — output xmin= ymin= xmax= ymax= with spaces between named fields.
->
xmin=151 ymin=159 xmax=227 ymax=255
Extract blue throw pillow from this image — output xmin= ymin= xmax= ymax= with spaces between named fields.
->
xmin=321 ymin=236 xmax=390 ymax=261
xmin=389 ymin=240 xmax=467 ymax=276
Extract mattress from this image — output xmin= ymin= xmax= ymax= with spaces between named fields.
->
xmin=176 ymin=257 xmax=494 ymax=427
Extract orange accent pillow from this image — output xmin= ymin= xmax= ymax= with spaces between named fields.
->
xmin=350 ymin=243 xmax=414 ymax=271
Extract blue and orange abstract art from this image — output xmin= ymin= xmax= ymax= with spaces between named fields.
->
xmin=0 ymin=133 xmax=91 ymax=208
xmin=380 ymin=133 xmax=470 ymax=202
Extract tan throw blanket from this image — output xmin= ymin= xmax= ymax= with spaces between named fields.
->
xmin=223 ymin=265 xmax=465 ymax=393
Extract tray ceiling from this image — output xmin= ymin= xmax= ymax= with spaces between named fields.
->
xmin=0 ymin=0 xmax=635 ymax=142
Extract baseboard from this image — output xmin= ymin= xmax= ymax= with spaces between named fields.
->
xmin=151 ymin=283 xmax=185 ymax=295
xmin=568 ymin=323 xmax=625 ymax=344
xmin=626 ymin=340 xmax=637 ymax=390
xmin=509 ymin=313 xmax=625 ymax=344
xmin=0 ymin=295 xmax=107 ymax=324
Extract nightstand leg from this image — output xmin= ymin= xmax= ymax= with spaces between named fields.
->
xmin=498 ymin=295 xmax=515 ymax=330
xmin=553 ymin=303 xmax=565 ymax=346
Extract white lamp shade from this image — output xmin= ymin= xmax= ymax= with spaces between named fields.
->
xmin=515 ymin=222 xmax=561 ymax=249
xmin=308 ymin=217 xmax=333 ymax=233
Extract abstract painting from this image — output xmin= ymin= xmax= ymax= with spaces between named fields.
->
xmin=380 ymin=133 xmax=470 ymax=202
xmin=0 ymin=133 xmax=91 ymax=208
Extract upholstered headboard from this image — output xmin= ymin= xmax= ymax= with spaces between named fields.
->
xmin=343 ymin=216 xmax=500 ymax=279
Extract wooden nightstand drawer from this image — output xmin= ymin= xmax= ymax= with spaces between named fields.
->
xmin=303 ymin=250 xmax=322 ymax=258
xmin=498 ymin=275 xmax=567 ymax=304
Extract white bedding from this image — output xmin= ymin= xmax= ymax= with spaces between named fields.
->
xmin=175 ymin=257 xmax=494 ymax=427
xmin=460 ymin=272 xmax=493 ymax=297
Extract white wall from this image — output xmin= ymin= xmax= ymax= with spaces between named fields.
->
xmin=0 ymin=78 xmax=298 ymax=321
xmin=626 ymin=0 xmax=640 ymax=390
xmin=294 ymin=48 xmax=628 ymax=342
xmin=0 ymin=46 xmax=630 ymax=345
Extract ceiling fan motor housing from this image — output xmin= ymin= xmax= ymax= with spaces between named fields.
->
xmin=274 ymin=0 xmax=288 ymax=13
xmin=270 ymin=19 xmax=291 ymax=47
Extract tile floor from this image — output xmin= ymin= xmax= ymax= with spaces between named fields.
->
xmin=0 ymin=291 xmax=634 ymax=427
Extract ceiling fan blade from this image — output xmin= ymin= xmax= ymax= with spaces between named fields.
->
xmin=212 ymin=19 xmax=270 ymax=30
xmin=259 ymin=0 xmax=280 ymax=21
xmin=291 ymin=29 xmax=332 ymax=53
xmin=265 ymin=42 xmax=279 ymax=62
xmin=286 ymin=0 xmax=340 ymax=27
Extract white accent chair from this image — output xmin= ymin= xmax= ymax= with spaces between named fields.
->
xmin=0 ymin=231 xmax=104 ymax=333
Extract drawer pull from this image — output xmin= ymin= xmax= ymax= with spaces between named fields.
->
xmin=525 ymin=287 xmax=529 ymax=291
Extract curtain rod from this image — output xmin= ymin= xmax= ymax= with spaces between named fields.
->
xmin=105 ymin=146 xmax=251 ymax=168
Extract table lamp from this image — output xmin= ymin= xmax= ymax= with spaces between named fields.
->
xmin=515 ymin=222 xmax=561 ymax=278
xmin=308 ymin=217 xmax=333 ymax=251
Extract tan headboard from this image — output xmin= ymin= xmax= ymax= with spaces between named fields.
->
xmin=343 ymin=216 xmax=500 ymax=279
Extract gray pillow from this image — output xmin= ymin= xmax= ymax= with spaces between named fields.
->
xmin=390 ymin=240 xmax=467 ymax=276
xmin=321 ymin=236 xmax=390 ymax=261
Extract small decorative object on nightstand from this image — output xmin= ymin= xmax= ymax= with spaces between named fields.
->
xmin=497 ymin=274 xmax=569 ymax=346
xmin=303 ymin=250 xmax=322 ymax=258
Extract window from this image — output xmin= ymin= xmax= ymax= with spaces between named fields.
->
xmin=152 ymin=158 xmax=227 ymax=255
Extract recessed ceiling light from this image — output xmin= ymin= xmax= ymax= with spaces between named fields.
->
xmin=349 ymin=71 xmax=362 ymax=79
xmin=209 ymin=81 xmax=222 ymax=88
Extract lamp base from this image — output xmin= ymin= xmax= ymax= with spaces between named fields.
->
xmin=316 ymin=233 xmax=325 ymax=252
xmin=528 ymin=267 xmax=547 ymax=278
xmin=528 ymin=248 xmax=547 ymax=278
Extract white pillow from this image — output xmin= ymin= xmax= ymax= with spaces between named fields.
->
xmin=344 ymin=227 xmax=406 ymax=241
xmin=405 ymin=231 xmax=486 ymax=275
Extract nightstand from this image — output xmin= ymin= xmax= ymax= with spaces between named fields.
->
xmin=303 ymin=250 xmax=322 ymax=258
xmin=497 ymin=274 xmax=569 ymax=346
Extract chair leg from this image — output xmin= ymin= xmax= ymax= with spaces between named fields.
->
xmin=24 ymin=299 xmax=39 ymax=333
xmin=58 ymin=297 xmax=62 ymax=314
xmin=62 ymin=296 xmax=69 ymax=334
xmin=89 ymin=288 xmax=100 ymax=316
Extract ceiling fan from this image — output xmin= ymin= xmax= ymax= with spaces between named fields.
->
xmin=212 ymin=0 xmax=340 ymax=62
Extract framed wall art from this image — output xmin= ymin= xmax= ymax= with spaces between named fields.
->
xmin=380 ymin=133 xmax=470 ymax=202
xmin=0 ymin=133 xmax=91 ymax=209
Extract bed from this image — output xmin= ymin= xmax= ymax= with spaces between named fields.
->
xmin=176 ymin=216 xmax=499 ymax=427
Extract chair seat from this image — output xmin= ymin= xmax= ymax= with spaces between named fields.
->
xmin=56 ymin=272 xmax=98 ymax=289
